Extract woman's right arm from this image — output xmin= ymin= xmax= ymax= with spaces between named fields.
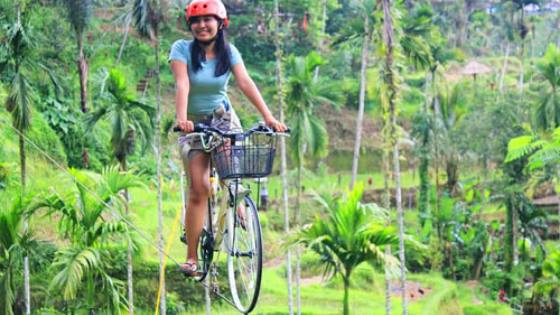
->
xmin=170 ymin=60 xmax=193 ymax=132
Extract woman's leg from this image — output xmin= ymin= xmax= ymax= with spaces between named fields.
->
xmin=185 ymin=152 xmax=211 ymax=262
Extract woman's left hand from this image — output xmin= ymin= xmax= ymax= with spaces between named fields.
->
xmin=264 ymin=115 xmax=288 ymax=132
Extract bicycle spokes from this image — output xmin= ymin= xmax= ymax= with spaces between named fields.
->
xmin=227 ymin=197 xmax=262 ymax=313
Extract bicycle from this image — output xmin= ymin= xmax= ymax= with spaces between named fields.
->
xmin=176 ymin=122 xmax=288 ymax=314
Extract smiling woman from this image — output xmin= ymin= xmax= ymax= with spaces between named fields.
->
xmin=168 ymin=0 xmax=286 ymax=278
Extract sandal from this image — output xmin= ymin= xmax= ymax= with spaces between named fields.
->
xmin=179 ymin=261 xmax=201 ymax=278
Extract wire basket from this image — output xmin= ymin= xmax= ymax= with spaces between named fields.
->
xmin=212 ymin=132 xmax=277 ymax=179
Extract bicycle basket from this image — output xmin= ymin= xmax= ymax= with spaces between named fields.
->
xmin=212 ymin=132 xmax=277 ymax=179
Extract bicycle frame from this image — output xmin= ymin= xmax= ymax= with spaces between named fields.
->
xmin=178 ymin=122 xmax=287 ymax=313
xmin=206 ymin=162 xmax=246 ymax=259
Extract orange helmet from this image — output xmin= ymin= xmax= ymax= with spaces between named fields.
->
xmin=185 ymin=0 xmax=229 ymax=28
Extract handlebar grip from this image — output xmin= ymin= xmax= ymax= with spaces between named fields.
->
xmin=172 ymin=123 xmax=210 ymax=133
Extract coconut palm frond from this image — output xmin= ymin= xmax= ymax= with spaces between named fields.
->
xmin=0 ymin=264 xmax=15 ymax=315
xmin=63 ymin=0 xmax=93 ymax=35
xmin=6 ymin=70 xmax=32 ymax=131
xmin=50 ymin=246 xmax=100 ymax=301
xmin=132 ymin=0 xmax=155 ymax=39
xmin=294 ymin=184 xmax=403 ymax=286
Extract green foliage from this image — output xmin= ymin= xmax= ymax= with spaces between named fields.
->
xmin=286 ymin=51 xmax=340 ymax=164
xmin=29 ymin=167 xmax=143 ymax=313
xmin=0 ymin=162 xmax=8 ymax=190
xmin=86 ymin=68 xmax=155 ymax=164
xmin=132 ymin=0 xmax=159 ymax=40
xmin=533 ymin=248 xmax=560 ymax=298
xmin=295 ymin=183 xmax=400 ymax=314
xmin=506 ymin=127 xmax=560 ymax=176
xmin=0 ymin=193 xmax=43 ymax=315
xmin=535 ymin=44 xmax=560 ymax=130
xmin=37 ymin=96 xmax=90 ymax=168
xmin=62 ymin=0 xmax=92 ymax=36
xmin=6 ymin=71 xmax=32 ymax=131
xmin=27 ymin=112 xmax=67 ymax=164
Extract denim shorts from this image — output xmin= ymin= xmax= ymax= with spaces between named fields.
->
xmin=178 ymin=103 xmax=242 ymax=165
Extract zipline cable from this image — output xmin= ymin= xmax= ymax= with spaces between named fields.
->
xmin=2 ymin=120 xmax=237 ymax=309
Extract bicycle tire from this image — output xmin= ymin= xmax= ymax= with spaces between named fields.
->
xmin=226 ymin=195 xmax=263 ymax=313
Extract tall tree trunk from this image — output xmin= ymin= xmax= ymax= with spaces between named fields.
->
xmin=274 ymin=0 xmax=294 ymax=312
xmin=519 ymin=42 xmax=525 ymax=96
xmin=512 ymin=201 xmax=519 ymax=267
xmin=120 ymin=159 xmax=135 ymax=315
xmin=557 ymin=168 xmax=560 ymax=241
xmin=116 ymin=10 xmax=133 ymax=65
xmin=296 ymin=161 xmax=303 ymax=315
xmin=499 ymin=43 xmax=510 ymax=96
xmin=20 ymin=134 xmax=30 ymax=315
xmin=505 ymin=193 xmax=514 ymax=294
xmin=518 ymin=9 xmax=526 ymax=96
xmin=313 ymin=0 xmax=328 ymax=80
xmin=382 ymin=1 xmax=407 ymax=314
xmin=455 ymin=0 xmax=467 ymax=48
xmin=432 ymin=90 xmax=442 ymax=242
xmin=154 ymin=37 xmax=166 ymax=314
xmin=350 ymin=14 xmax=371 ymax=189
xmin=418 ymin=71 xmax=433 ymax=234
xmin=383 ymin=148 xmax=392 ymax=315
xmin=77 ymin=35 xmax=88 ymax=113
xmin=343 ymin=276 xmax=350 ymax=315
xmin=77 ymin=34 xmax=90 ymax=168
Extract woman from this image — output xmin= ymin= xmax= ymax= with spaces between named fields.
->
xmin=169 ymin=0 xmax=286 ymax=276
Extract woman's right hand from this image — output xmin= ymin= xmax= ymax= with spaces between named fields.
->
xmin=177 ymin=120 xmax=194 ymax=133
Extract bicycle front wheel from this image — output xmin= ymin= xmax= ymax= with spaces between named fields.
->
xmin=226 ymin=196 xmax=262 ymax=314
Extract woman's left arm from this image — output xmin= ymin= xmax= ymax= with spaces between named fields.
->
xmin=232 ymin=63 xmax=286 ymax=131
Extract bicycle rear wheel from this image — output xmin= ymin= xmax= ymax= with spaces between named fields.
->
xmin=226 ymin=195 xmax=262 ymax=313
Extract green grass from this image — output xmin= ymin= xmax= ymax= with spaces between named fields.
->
xmin=176 ymin=267 xmax=513 ymax=315
xmin=265 ymin=170 xmax=418 ymax=200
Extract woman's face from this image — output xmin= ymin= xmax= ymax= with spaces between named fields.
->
xmin=190 ymin=15 xmax=220 ymax=42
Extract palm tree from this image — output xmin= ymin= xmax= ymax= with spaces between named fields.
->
xmin=402 ymin=2 xmax=444 ymax=239
xmin=4 ymin=6 xmax=33 ymax=314
xmin=86 ymin=68 xmax=154 ymax=171
xmin=285 ymin=51 xmax=339 ymax=314
xmin=503 ymin=0 xmax=542 ymax=93
xmin=0 ymin=194 xmax=39 ymax=315
xmin=381 ymin=1 xmax=408 ymax=314
xmin=30 ymin=167 xmax=142 ymax=313
xmin=535 ymin=44 xmax=560 ymax=131
xmin=132 ymin=1 xmax=165 ymax=313
xmin=437 ymin=83 xmax=466 ymax=196
xmin=85 ymin=68 xmax=154 ymax=314
xmin=295 ymin=183 xmax=400 ymax=315
xmin=62 ymin=0 xmax=92 ymax=168
xmin=273 ymin=0 xmax=294 ymax=313
xmin=63 ymin=0 xmax=91 ymax=114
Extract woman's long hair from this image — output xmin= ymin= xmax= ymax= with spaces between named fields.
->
xmin=191 ymin=26 xmax=232 ymax=77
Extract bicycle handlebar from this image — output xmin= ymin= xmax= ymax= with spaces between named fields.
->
xmin=173 ymin=123 xmax=290 ymax=136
